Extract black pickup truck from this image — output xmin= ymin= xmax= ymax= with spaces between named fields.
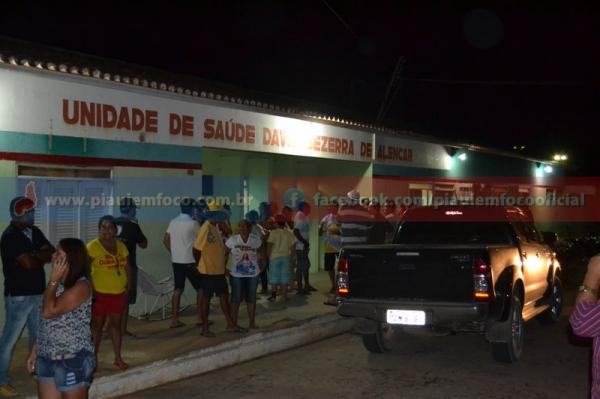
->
xmin=336 ymin=206 xmax=562 ymax=363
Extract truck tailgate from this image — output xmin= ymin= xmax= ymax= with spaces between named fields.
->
xmin=344 ymin=245 xmax=489 ymax=302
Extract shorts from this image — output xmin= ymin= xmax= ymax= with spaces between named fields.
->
xmin=199 ymin=274 xmax=228 ymax=298
xmin=36 ymin=350 xmax=95 ymax=392
xmin=93 ymin=292 xmax=127 ymax=317
xmin=324 ymin=253 xmax=337 ymax=272
xmin=128 ymin=267 xmax=138 ymax=305
xmin=295 ymin=250 xmax=311 ymax=273
xmin=229 ymin=276 xmax=259 ymax=304
xmin=269 ymin=256 xmax=291 ymax=285
xmin=172 ymin=262 xmax=203 ymax=292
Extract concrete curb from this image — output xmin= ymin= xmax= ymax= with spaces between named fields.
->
xmin=32 ymin=313 xmax=354 ymax=399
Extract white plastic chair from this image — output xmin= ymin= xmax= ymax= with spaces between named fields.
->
xmin=136 ymin=267 xmax=175 ymax=321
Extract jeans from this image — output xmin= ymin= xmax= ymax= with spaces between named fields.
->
xmin=0 ymin=295 xmax=42 ymax=384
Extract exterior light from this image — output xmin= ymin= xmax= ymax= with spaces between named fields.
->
xmin=81 ymin=67 xmax=90 ymax=76
xmin=184 ymin=89 xmax=191 ymax=95
xmin=192 ymin=91 xmax=199 ymax=96
xmin=46 ymin=63 xmax=56 ymax=71
xmin=122 ymin=76 xmax=130 ymax=83
xmin=132 ymin=77 xmax=140 ymax=85
xmin=69 ymin=66 xmax=79 ymax=74
xmin=59 ymin=64 xmax=69 ymax=73
xmin=113 ymin=74 xmax=121 ymax=82
xmin=9 ymin=57 xmax=18 ymax=65
xmin=102 ymin=73 xmax=111 ymax=80
xmin=177 ymin=87 xmax=184 ymax=94
xmin=544 ymin=165 xmax=553 ymax=174
xmin=34 ymin=61 xmax=44 ymax=69
xmin=20 ymin=59 xmax=31 ymax=67
xmin=553 ymin=153 xmax=568 ymax=161
xmin=458 ymin=153 xmax=467 ymax=161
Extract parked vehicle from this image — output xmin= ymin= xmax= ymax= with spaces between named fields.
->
xmin=337 ymin=206 xmax=562 ymax=362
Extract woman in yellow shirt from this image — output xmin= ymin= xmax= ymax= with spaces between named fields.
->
xmin=87 ymin=215 xmax=130 ymax=371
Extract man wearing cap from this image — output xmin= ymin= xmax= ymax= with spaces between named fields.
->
xmin=0 ymin=196 xmax=54 ymax=397
xmin=115 ymin=197 xmax=148 ymax=338
xmin=164 ymin=198 xmax=203 ymax=329
xmin=367 ymin=200 xmax=394 ymax=244
xmin=338 ymin=190 xmax=372 ymax=247
xmin=194 ymin=201 xmax=244 ymax=336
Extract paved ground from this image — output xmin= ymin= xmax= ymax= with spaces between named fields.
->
xmin=123 ymin=301 xmax=591 ymax=399
xmin=8 ymin=272 xmax=337 ymax=398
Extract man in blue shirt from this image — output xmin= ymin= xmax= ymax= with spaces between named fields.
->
xmin=0 ymin=196 xmax=54 ymax=397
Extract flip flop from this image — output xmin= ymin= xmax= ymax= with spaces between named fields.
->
xmin=200 ymin=331 xmax=216 ymax=338
xmin=195 ymin=320 xmax=214 ymax=327
xmin=112 ymin=360 xmax=129 ymax=371
xmin=169 ymin=320 xmax=186 ymax=329
xmin=124 ymin=331 xmax=137 ymax=338
xmin=226 ymin=326 xmax=248 ymax=333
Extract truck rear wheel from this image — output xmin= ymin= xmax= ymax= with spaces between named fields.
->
xmin=361 ymin=323 xmax=395 ymax=353
xmin=492 ymin=294 xmax=524 ymax=363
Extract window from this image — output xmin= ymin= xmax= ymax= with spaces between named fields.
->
xmin=18 ymin=168 xmax=113 ymax=244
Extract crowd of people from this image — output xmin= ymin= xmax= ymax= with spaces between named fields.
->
xmin=0 ymin=189 xmax=405 ymax=398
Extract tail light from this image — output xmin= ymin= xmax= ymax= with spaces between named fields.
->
xmin=337 ymin=257 xmax=350 ymax=297
xmin=473 ymin=259 xmax=490 ymax=301
xmin=338 ymin=258 xmax=349 ymax=273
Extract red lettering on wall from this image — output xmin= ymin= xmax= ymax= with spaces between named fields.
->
xmin=131 ymin=108 xmax=144 ymax=131
xmin=145 ymin=110 xmax=158 ymax=133
xmin=63 ymin=99 xmax=79 ymax=124
xmin=116 ymin=107 xmax=131 ymax=130
xmin=204 ymin=119 xmax=215 ymax=138
xmin=182 ymin=115 xmax=194 ymax=136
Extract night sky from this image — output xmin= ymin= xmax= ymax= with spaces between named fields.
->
xmin=1 ymin=1 xmax=598 ymax=173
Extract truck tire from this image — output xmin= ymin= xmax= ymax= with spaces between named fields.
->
xmin=492 ymin=294 xmax=524 ymax=363
xmin=361 ymin=323 xmax=394 ymax=353
xmin=538 ymin=278 xmax=563 ymax=324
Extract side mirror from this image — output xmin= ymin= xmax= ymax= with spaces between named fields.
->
xmin=541 ymin=231 xmax=558 ymax=246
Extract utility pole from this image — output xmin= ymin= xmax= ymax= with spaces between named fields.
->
xmin=375 ymin=56 xmax=406 ymax=126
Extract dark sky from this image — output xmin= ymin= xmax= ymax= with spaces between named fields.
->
xmin=1 ymin=1 xmax=598 ymax=173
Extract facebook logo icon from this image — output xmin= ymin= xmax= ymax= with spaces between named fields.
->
xmin=283 ymin=188 xmax=305 ymax=210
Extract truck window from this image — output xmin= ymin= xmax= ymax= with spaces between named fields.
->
xmin=395 ymin=222 xmax=514 ymax=245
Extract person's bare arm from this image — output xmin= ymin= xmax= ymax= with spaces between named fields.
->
xmin=163 ymin=233 xmax=171 ymax=253
xmin=193 ymin=248 xmax=201 ymax=265
xmin=17 ymin=244 xmax=55 ymax=271
xmin=42 ymin=253 xmax=90 ymax=318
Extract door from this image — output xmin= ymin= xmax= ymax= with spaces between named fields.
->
xmin=512 ymin=220 xmax=548 ymax=305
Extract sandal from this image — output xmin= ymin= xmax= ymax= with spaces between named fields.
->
xmin=195 ymin=320 xmax=214 ymax=327
xmin=112 ymin=360 xmax=129 ymax=371
xmin=169 ymin=320 xmax=186 ymax=329
xmin=226 ymin=325 xmax=248 ymax=333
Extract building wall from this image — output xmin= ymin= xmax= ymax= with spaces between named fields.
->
xmin=203 ymin=148 xmax=372 ymax=271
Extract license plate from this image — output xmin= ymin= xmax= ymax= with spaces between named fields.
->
xmin=386 ymin=309 xmax=426 ymax=326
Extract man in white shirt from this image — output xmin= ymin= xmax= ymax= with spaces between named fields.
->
xmin=163 ymin=198 xmax=203 ymax=329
